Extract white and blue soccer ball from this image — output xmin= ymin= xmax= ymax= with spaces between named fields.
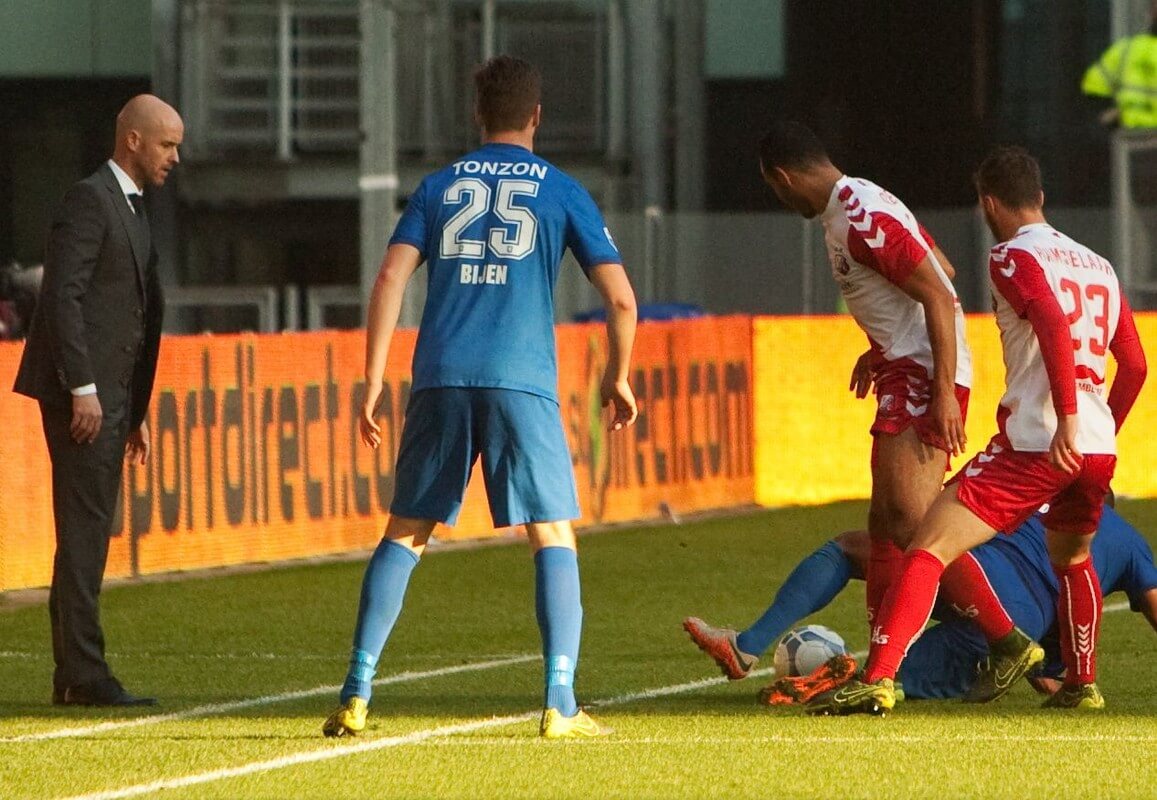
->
xmin=772 ymin=625 xmax=847 ymax=677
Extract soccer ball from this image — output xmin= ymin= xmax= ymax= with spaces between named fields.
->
xmin=772 ymin=625 xmax=847 ymax=677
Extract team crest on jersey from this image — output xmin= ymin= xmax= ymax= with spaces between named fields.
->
xmin=830 ymin=247 xmax=852 ymax=276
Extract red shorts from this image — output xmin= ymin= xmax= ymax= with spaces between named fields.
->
xmin=870 ymin=360 xmax=970 ymax=455
xmin=952 ymin=434 xmax=1116 ymax=535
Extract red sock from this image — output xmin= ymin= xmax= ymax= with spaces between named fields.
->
xmin=866 ymin=537 xmax=904 ymax=626
xmin=1054 ymin=557 xmax=1102 ymax=685
xmin=864 ymin=549 xmax=944 ymax=683
xmin=940 ymin=553 xmax=1015 ymax=642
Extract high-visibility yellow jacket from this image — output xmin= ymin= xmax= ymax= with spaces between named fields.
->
xmin=1082 ymin=32 xmax=1157 ymax=128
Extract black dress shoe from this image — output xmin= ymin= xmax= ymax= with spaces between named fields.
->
xmin=58 ymin=677 xmax=157 ymax=707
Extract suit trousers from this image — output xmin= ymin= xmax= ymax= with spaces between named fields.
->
xmin=40 ymin=398 xmax=130 ymax=690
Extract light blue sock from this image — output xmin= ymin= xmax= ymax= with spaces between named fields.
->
xmin=535 ymin=546 xmax=582 ymax=717
xmin=340 ymin=539 xmax=420 ymax=703
xmin=736 ymin=540 xmax=852 ymax=657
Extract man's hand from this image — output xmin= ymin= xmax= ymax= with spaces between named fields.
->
xmin=601 ymin=374 xmax=637 ymax=432
xmin=359 ymin=379 xmax=384 ymax=449
xmin=849 ymin=349 xmax=881 ymax=399
xmin=931 ymin=390 xmax=967 ymax=457
xmin=1049 ymin=413 xmax=1083 ymax=474
xmin=70 ymin=393 xmax=103 ymax=444
xmin=125 ymin=420 xmax=151 ymax=465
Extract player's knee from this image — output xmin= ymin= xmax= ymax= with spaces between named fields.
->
xmin=384 ymin=515 xmax=437 ymax=550
xmin=868 ymin=500 xmax=922 ymax=546
xmin=526 ymin=520 xmax=576 ymax=551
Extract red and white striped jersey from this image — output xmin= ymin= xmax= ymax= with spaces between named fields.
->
xmin=820 ymin=176 xmax=972 ymax=388
xmin=989 ymin=223 xmax=1122 ymax=454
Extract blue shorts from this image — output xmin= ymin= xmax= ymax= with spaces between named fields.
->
xmin=899 ymin=552 xmax=1051 ymax=699
xmin=390 ymin=387 xmax=580 ymax=527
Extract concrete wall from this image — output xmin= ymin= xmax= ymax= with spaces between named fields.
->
xmin=0 ymin=0 xmax=151 ymax=77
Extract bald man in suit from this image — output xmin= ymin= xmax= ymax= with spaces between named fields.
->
xmin=14 ymin=95 xmax=183 ymax=706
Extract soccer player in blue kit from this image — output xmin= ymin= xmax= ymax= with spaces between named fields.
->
xmin=685 ymin=504 xmax=1157 ymax=704
xmin=322 ymin=56 xmax=638 ymax=739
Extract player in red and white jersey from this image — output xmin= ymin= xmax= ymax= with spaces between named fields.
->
xmin=820 ymin=175 xmax=973 ymax=400
xmin=811 ymin=146 xmax=1148 ymax=715
xmin=990 ymin=224 xmax=1122 ymax=455
xmin=683 ymin=121 xmax=984 ymax=683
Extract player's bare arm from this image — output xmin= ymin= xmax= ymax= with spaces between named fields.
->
xmin=360 ymin=243 xmax=423 ymax=449
xmin=898 ymin=258 xmax=966 ymax=456
xmin=588 ymin=262 xmax=638 ymax=431
xmin=931 ymin=244 xmax=956 ymax=280
xmin=1048 ymin=414 xmax=1082 ymax=475
xmin=849 ymin=348 xmax=883 ymax=399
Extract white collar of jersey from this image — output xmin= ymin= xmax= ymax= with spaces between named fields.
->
xmin=1014 ymin=222 xmax=1053 ymax=238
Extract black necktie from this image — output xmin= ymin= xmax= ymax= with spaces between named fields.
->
xmin=128 ymin=193 xmax=147 ymax=227
xmin=128 ymin=194 xmax=152 ymax=274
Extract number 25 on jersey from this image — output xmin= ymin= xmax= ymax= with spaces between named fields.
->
xmin=441 ymin=177 xmax=540 ymax=261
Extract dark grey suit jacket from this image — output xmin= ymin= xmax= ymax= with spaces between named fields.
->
xmin=13 ymin=163 xmax=164 ymax=429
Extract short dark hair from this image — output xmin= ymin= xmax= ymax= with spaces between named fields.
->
xmin=473 ymin=55 xmax=541 ymax=133
xmin=974 ymin=145 xmax=1043 ymax=209
xmin=758 ymin=121 xmax=830 ymax=171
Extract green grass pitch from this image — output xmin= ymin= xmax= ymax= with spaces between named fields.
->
xmin=4 ymin=499 xmax=1157 ymax=799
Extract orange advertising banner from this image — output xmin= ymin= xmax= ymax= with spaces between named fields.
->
xmin=0 ymin=316 xmax=754 ymax=592
xmin=753 ymin=312 xmax=1157 ymax=507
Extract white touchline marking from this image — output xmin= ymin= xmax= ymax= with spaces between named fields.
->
xmin=2 ymin=654 xmax=538 ymax=744
xmin=54 ymin=667 xmax=779 ymax=800
xmin=61 ymin=713 xmax=542 ymax=800
xmin=46 ymin=600 xmax=1141 ymax=799
xmin=0 ymin=651 xmax=529 ymax=662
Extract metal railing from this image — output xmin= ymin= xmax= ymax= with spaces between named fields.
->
xmin=165 ymin=285 xmax=282 ymax=333
xmin=180 ymin=0 xmax=359 ymax=158
xmin=180 ymin=0 xmax=613 ymax=161
xmin=305 ymin=284 xmax=362 ymax=329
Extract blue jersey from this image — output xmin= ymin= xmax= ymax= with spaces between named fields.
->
xmin=389 ymin=142 xmax=621 ymax=402
xmin=964 ymin=507 xmax=1157 ymax=675
xmin=976 ymin=506 xmax=1157 ymax=612
xmin=908 ymin=507 xmax=1157 ymax=697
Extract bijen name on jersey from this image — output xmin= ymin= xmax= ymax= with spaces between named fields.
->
xmin=443 ymin=159 xmax=551 ymax=285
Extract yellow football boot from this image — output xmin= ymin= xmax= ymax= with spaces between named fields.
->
xmin=322 ymin=697 xmax=368 ymax=737
xmin=1041 ymin=682 xmax=1105 ymax=710
xmin=539 ymin=708 xmax=612 ymax=739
